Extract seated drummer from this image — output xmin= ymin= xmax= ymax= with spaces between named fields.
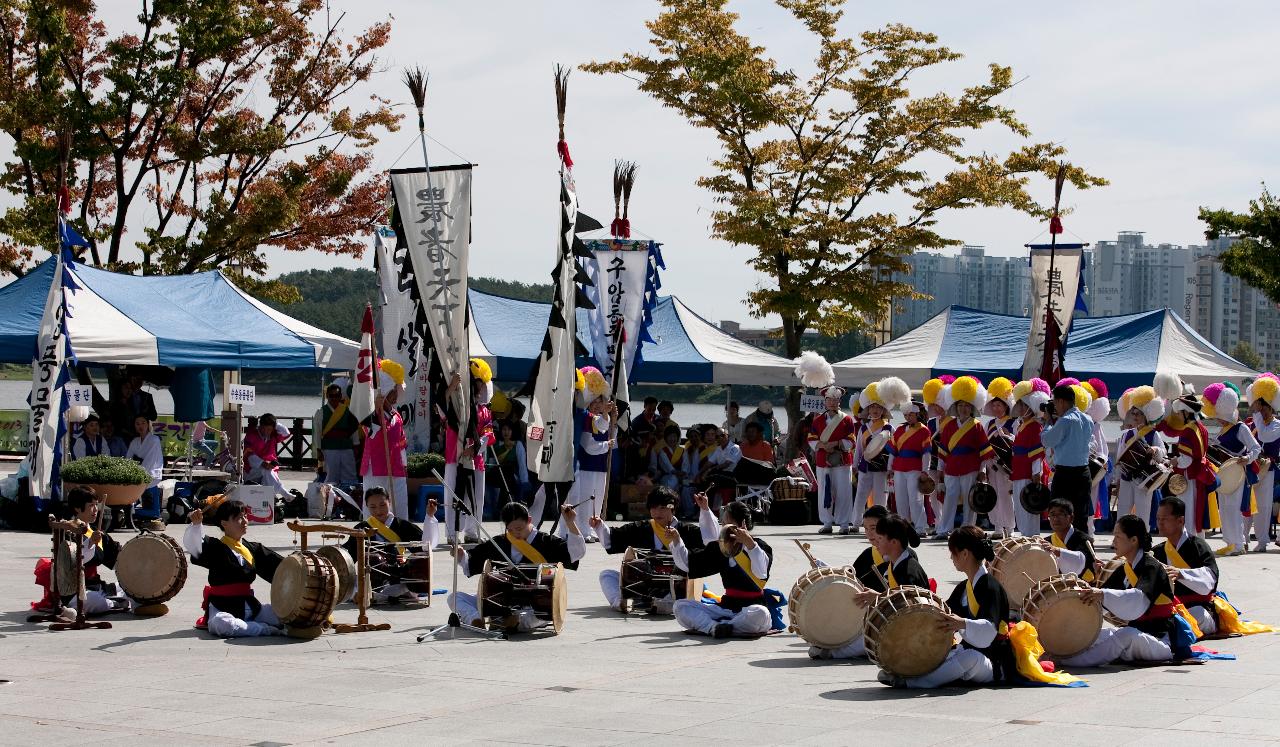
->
xmin=880 ymin=526 xmax=1017 ymax=688
xmin=1152 ymin=497 xmax=1220 ymax=635
xmin=45 ymin=488 xmax=129 ymax=615
xmin=1054 ymin=514 xmax=1177 ymax=667
xmin=442 ymin=501 xmax=585 ymax=632
xmin=589 ymin=486 xmax=720 ymax=612
xmin=185 ymin=501 xmax=286 ymax=637
xmin=343 ymin=487 xmax=434 ymax=605
xmin=810 ymin=510 xmax=923 ymax=660
xmin=1040 ymin=498 xmax=1097 ymax=581
xmin=671 ymin=501 xmax=775 ymax=639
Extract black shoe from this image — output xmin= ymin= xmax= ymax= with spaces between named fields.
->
xmin=877 ymin=669 xmax=906 ymax=687
xmin=712 ymin=623 xmax=734 ymax=639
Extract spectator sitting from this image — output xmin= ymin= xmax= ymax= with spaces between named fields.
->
xmin=111 ymin=372 xmax=158 ymax=439
xmin=126 ymin=414 xmax=165 ymax=526
xmin=735 ymin=422 xmax=778 ymax=485
xmin=71 ymin=414 xmax=108 ymax=460
xmin=702 ymin=426 xmax=742 ymax=511
xmin=652 ymin=425 xmax=685 ymax=491
xmin=656 ymin=400 xmax=679 ymax=436
xmin=243 ymin=414 xmax=292 ymax=500
xmin=723 ymin=401 xmax=745 ymax=443
xmin=99 ymin=419 xmax=128 ymax=458
xmin=746 ymin=400 xmax=782 ymax=445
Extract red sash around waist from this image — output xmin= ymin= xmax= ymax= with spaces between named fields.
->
xmin=197 ymin=582 xmax=255 ymax=628
xmin=1135 ymin=603 xmax=1176 ymax=622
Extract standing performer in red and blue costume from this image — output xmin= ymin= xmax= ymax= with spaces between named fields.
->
xmin=936 ymin=376 xmax=994 ymax=538
xmin=1245 ymin=374 xmax=1280 ymax=553
xmin=921 ymin=376 xmax=953 ymax=533
xmin=1155 ymin=373 xmax=1214 ymax=538
xmin=889 ymin=400 xmax=933 ymax=534
xmin=983 ymin=377 xmax=1017 ymax=535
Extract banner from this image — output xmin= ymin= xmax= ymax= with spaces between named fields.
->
xmin=374 ymin=226 xmax=430 ymax=452
xmin=1022 ymin=245 xmax=1085 ymax=381
xmin=390 ymin=164 xmax=472 ymax=443
xmin=582 ymin=238 xmax=663 ymax=399
xmin=27 ymin=247 xmax=75 ymax=506
xmin=527 ymin=169 xmax=591 ymax=482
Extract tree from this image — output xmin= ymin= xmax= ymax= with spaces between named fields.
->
xmin=1229 ymin=341 xmax=1265 ymax=372
xmin=583 ymin=0 xmax=1104 ymax=424
xmin=1200 ymin=185 xmax=1280 ymax=304
xmin=0 ymin=0 xmax=397 ymax=300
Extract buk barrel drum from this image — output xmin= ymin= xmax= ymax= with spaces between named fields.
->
xmin=989 ymin=431 xmax=1014 ymax=475
xmin=1088 ymin=454 xmax=1108 ymax=487
xmin=619 ymin=547 xmax=695 ymax=612
xmin=1207 ymin=446 xmax=1246 ymax=495
xmin=476 ymin=560 xmax=567 ymax=634
xmin=314 ymin=544 xmax=359 ymax=605
xmin=400 ymin=552 xmax=432 ymax=595
xmin=270 ymin=551 xmax=338 ymax=638
xmin=1094 ymin=557 xmax=1128 ymax=627
xmin=864 ymin=585 xmax=955 ymax=678
xmin=1117 ymin=437 xmax=1170 ymax=491
xmin=116 ymin=531 xmax=187 ymax=614
xmin=788 ymin=566 xmax=866 ymax=648
xmin=1022 ymin=574 xmax=1102 ymax=658
xmin=989 ymin=536 xmax=1057 ymax=608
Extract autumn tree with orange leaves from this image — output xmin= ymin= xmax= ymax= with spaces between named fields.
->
xmin=0 ymin=0 xmax=398 ymax=300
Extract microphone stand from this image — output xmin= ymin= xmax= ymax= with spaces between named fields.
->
xmin=418 ymin=468 xmax=511 ymax=642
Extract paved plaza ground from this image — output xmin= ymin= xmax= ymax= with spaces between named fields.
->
xmin=2 ymin=494 xmax=1279 ymax=746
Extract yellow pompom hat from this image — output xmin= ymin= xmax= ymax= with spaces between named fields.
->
xmin=378 ymin=359 xmax=406 ymax=395
xmin=948 ymin=375 xmax=988 ymax=413
xmin=984 ymin=376 xmax=1014 ymax=415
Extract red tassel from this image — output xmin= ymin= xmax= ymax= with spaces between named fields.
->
xmin=609 ymin=217 xmax=630 ymax=238
xmin=58 ymin=186 xmax=72 ymax=215
xmin=1040 ymin=660 xmax=1057 ymax=673
xmin=1049 ymin=215 xmax=1063 ymax=234
xmin=557 ymin=139 xmax=573 ymax=168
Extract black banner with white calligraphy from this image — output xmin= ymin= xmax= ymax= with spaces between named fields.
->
xmin=1022 ymin=246 xmax=1084 ymax=380
xmin=390 ymin=165 xmax=473 ymax=441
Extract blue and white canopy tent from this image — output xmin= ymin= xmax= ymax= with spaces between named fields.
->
xmin=468 ymin=289 xmax=797 ymax=386
xmin=0 ymin=257 xmax=359 ymax=369
xmin=832 ymin=305 xmax=1258 ymax=392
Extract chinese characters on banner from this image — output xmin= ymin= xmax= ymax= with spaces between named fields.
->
xmin=389 ymin=165 xmax=473 ymax=444
xmin=1021 ymin=246 xmax=1084 ymax=381
xmin=27 ymin=249 xmax=73 ymax=504
xmin=582 ymin=240 xmax=659 ymax=404
xmin=374 ymin=226 xmax=430 ymax=452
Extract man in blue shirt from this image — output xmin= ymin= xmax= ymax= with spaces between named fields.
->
xmin=1040 ymin=384 xmax=1095 ymax=531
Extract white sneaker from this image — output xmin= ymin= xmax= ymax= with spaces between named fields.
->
xmin=808 ymin=646 xmax=832 ymax=660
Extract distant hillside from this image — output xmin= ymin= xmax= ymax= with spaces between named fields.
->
xmin=262 ymin=268 xmax=553 ymax=340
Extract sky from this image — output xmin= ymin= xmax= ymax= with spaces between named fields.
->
xmin=14 ymin=1 xmax=1280 ymax=326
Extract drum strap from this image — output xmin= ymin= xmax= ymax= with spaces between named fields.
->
xmin=732 ymin=551 xmax=766 ymax=590
xmin=506 ymin=533 xmax=548 ymax=564
xmin=367 ymin=516 xmax=404 ymax=556
xmin=220 ymin=536 xmax=254 ymax=567
xmin=649 ymin=520 xmax=674 ymax=549
xmin=965 ymin=580 xmax=980 ymax=615
xmin=947 ymin=418 xmax=978 ymax=452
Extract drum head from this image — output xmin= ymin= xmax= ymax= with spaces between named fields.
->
xmin=270 ymin=553 xmax=309 ymax=621
xmin=867 ymin=588 xmax=953 ymax=678
xmin=1217 ymin=463 xmax=1245 ymax=495
xmin=551 ymin=563 xmax=567 ymax=634
xmin=794 ymin=572 xmax=865 ymax=648
xmin=315 ymin=545 xmax=357 ymax=604
xmin=991 ymin=539 xmax=1057 ymax=607
xmin=117 ymin=533 xmax=187 ymax=604
xmin=1034 ymin=593 xmax=1102 ymax=658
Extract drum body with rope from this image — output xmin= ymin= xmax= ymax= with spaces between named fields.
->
xmin=1022 ymin=574 xmax=1102 ymax=658
xmin=1088 ymin=454 xmax=1108 ymax=487
xmin=989 ymin=536 xmax=1057 ymax=608
xmin=989 ymin=431 xmax=1014 ymax=475
xmin=787 ymin=566 xmax=866 ymax=648
xmin=315 ymin=544 xmax=359 ymax=605
xmin=116 ymin=531 xmax=187 ymax=614
xmin=400 ymin=552 xmax=433 ymax=595
xmin=1094 ymin=558 xmax=1129 ymax=627
xmin=1207 ymin=446 xmax=1246 ymax=495
xmin=864 ymin=585 xmax=955 ymax=677
xmin=1117 ymin=437 xmax=1170 ymax=492
xmin=967 ymin=482 xmax=998 ymax=514
xmin=619 ymin=547 xmax=695 ymax=612
xmin=863 ymin=431 xmax=891 ymax=471
xmin=270 ymin=551 xmax=338 ymax=638
xmin=476 ymin=560 xmax=567 ymax=633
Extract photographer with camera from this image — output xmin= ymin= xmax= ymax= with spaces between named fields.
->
xmin=1039 ymin=384 xmax=1095 ymax=531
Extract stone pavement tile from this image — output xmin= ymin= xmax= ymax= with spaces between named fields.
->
xmin=1018 ymin=694 xmax=1207 ymax=729
xmin=96 ymin=733 xmax=228 ymax=747
xmin=0 ymin=714 xmax=130 ymax=747
xmin=185 ymin=714 xmax=348 ymax=742
xmin=1171 ymin=713 xmax=1279 ymax=738
xmin=988 ymin=721 xmax=1279 ymax=747
xmin=666 ymin=721 xmax=846 ymax=745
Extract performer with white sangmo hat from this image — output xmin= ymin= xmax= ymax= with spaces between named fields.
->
xmin=796 ymin=353 xmax=856 ymax=534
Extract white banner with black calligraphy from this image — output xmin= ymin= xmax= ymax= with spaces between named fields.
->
xmin=390 ymin=165 xmax=472 ymax=443
xmin=582 ymin=238 xmax=664 ymax=420
xmin=27 ymin=247 xmax=76 ymax=506
xmin=1022 ymin=246 xmax=1083 ymax=380
xmin=527 ymin=171 xmax=589 ymax=483
xmin=374 ymin=226 xmax=430 ymax=452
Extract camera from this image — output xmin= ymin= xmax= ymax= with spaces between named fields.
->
xmin=1039 ymin=402 xmax=1054 ymax=414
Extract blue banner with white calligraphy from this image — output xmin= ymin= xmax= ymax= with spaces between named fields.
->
xmin=389 ymin=165 xmax=473 ymax=442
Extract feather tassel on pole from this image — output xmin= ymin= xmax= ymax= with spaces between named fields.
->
xmin=554 ymin=64 xmax=573 ymax=168
xmin=610 ymin=160 xmax=637 ymax=238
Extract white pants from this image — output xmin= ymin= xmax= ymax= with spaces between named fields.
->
xmin=449 ymin=591 xmax=542 ymax=632
xmin=927 ymin=470 xmax=944 ymax=529
xmin=1252 ymin=471 xmax=1275 ymax=549
xmin=598 ymin=569 xmax=675 ymax=613
xmin=442 ymin=463 xmax=482 ymax=540
xmin=1011 ymin=478 xmax=1040 ymax=536
xmin=820 ymin=634 xmax=866 ymax=659
xmin=818 ymin=465 xmax=854 ymax=529
xmin=1218 ymin=485 xmax=1247 ymax=551
xmin=363 ymin=474 xmax=410 ymax=521
xmin=1116 ymin=479 xmax=1155 ymax=527
xmin=1059 ymin=627 xmax=1172 ymax=667
xmin=854 ymin=471 xmax=889 ymax=522
xmin=1189 ymin=604 xmax=1218 ymax=637
xmin=322 ymin=449 xmax=358 ymax=484
xmin=207 ymin=602 xmax=281 ymax=638
xmin=67 ymin=589 xmax=120 ymax=616
xmin=247 ymin=465 xmax=291 ymax=499
xmin=894 ymin=471 xmax=927 ymax=534
xmin=672 ymin=598 xmax=770 ymax=637
xmin=905 ymin=646 xmax=993 ymax=689
xmin=562 ymin=471 xmax=604 ymax=539
xmin=988 ymin=470 xmax=1014 ymax=533
xmin=941 ymin=472 xmax=978 ymax=535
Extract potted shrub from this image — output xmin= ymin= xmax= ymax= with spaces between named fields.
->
xmin=406 ymin=452 xmax=446 ymax=495
xmin=61 ymin=456 xmax=152 ymax=506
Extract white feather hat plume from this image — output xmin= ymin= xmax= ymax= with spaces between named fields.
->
xmin=794 ymin=351 xmax=834 ymax=389
xmin=1154 ymin=371 xmax=1183 ymax=402
xmin=876 ymin=376 xmax=912 ymax=410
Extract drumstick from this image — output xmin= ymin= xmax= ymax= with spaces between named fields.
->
xmin=792 ymin=539 xmax=822 ymax=570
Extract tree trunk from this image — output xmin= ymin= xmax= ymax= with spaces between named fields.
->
xmin=781 ymin=315 xmax=803 ymax=460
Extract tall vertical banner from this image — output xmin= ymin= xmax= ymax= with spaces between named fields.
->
xmin=527 ymin=170 xmax=589 ymax=482
xmin=389 ymin=165 xmax=472 ymax=443
xmin=28 ymin=247 xmax=76 ymax=507
xmin=374 ymin=226 xmax=430 ymax=452
xmin=1022 ymin=245 xmax=1085 ymax=380
xmin=582 ymin=238 xmax=663 ymax=405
